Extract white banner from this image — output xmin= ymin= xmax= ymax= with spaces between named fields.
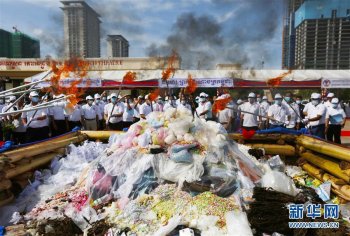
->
xmin=159 ymin=78 xmax=233 ymax=88
xmin=32 ymin=77 xmax=102 ymax=88
xmin=322 ymin=79 xmax=350 ymax=88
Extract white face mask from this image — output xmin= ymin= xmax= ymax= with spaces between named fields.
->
xmin=296 ymin=100 xmax=301 ymax=104
xmin=248 ymin=98 xmax=255 ymax=104
xmin=311 ymin=100 xmax=319 ymax=106
xmin=200 ymin=98 xmax=205 ymax=102
xmin=332 ymin=103 xmax=338 ymax=109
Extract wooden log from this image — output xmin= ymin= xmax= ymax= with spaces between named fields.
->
xmin=1 ymin=134 xmax=87 ymax=163
xmin=228 ymin=133 xmax=296 ymax=143
xmin=0 ymin=191 xmax=14 ymax=207
xmin=301 ymin=152 xmax=350 ymax=183
xmin=245 ymin=144 xmax=295 ymax=156
xmin=301 ymin=162 xmax=324 ymax=180
xmin=0 ymin=179 xmax=11 ymax=191
xmin=297 ymin=135 xmax=350 ymax=162
xmin=80 ymin=130 xmax=124 ymax=141
xmin=5 ymin=152 xmax=59 ymax=179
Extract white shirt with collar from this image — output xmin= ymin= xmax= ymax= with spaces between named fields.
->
xmin=259 ymin=101 xmax=270 ymax=121
xmin=123 ymin=102 xmax=134 ymax=122
xmin=82 ymin=104 xmax=99 ymax=120
xmin=217 ymin=108 xmax=232 ymax=124
xmin=303 ymin=102 xmax=327 ymax=126
xmin=49 ymin=106 xmax=66 ymax=120
xmin=286 ymin=103 xmax=300 ymax=128
xmin=21 ymin=104 xmax=48 ymax=128
xmin=240 ymin=102 xmax=260 ymax=127
xmin=105 ymin=102 xmax=124 ymax=123
xmin=139 ymin=103 xmax=152 ymax=118
xmin=196 ymin=101 xmax=212 ymax=119
xmin=268 ymin=103 xmax=290 ymax=125
xmin=94 ymin=101 xmax=106 ymax=120
xmin=326 ymin=106 xmax=346 ymax=125
xmin=68 ymin=104 xmax=82 ymax=122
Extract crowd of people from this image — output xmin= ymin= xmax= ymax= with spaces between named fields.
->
xmin=0 ymin=90 xmax=349 ymax=145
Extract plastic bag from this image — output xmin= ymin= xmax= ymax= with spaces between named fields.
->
xmin=268 ymin=155 xmax=285 ymax=172
xmin=261 ymin=170 xmax=300 ymax=196
xmin=226 ymin=211 xmax=253 ymax=236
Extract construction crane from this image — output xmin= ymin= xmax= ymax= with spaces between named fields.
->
xmin=12 ymin=26 xmax=21 ymax=33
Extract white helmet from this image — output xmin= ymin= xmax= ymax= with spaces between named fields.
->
xmin=237 ymin=99 xmax=243 ymax=105
xmin=110 ymin=93 xmax=117 ymax=98
xmin=327 ymin=93 xmax=335 ymax=98
xmin=94 ymin=93 xmax=101 ymax=99
xmin=248 ymin=93 xmax=256 ymax=98
xmin=262 ymin=96 xmax=267 ymax=100
xmin=311 ymin=93 xmax=321 ymax=99
xmin=199 ymin=92 xmax=206 ymax=97
xmin=29 ymin=91 xmax=39 ymax=97
xmin=274 ymin=93 xmax=282 ymax=99
xmin=86 ymin=95 xmax=93 ymax=100
xmin=9 ymin=96 xmax=16 ymax=102
xmin=331 ymin=98 xmax=339 ymax=104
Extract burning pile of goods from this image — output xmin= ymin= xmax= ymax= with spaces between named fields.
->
xmin=1 ymin=107 xmax=349 ymax=235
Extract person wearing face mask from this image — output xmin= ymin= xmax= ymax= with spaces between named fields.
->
xmin=178 ymin=96 xmax=192 ymax=111
xmin=93 ymin=93 xmax=106 ymax=130
xmin=325 ymin=98 xmax=346 ymax=144
xmin=68 ymin=102 xmax=83 ymax=131
xmin=81 ymin=95 xmax=99 ymax=131
xmin=21 ymin=91 xmax=49 ymax=143
xmin=133 ymin=95 xmax=143 ymax=123
xmin=196 ymin=92 xmax=213 ymax=121
xmin=216 ymin=94 xmax=233 ymax=131
xmin=164 ymin=95 xmax=177 ymax=110
xmin=104 ymin=93 xmax=125 ymax=130
xmin=240 ymin=93 xmax=261 ymax=130
xmin=123 ymin=95 xmax=134 ymax=129
xmin=256 ymin=94 xmax=262 ymax=104
xmin=153 ymin=96 xmax=164 ymax=112
xmin=267 ymin=93 xmax=291 ymax=129
xmin=139 ymin=94 xmax=152 ymax=119
xmin=283 ymin=92 xmax=300 ymax=130
xmin=303 ymin=93 xmax=327 ymax=139
xmin=259 ymin=96 xmax=270 ymax=130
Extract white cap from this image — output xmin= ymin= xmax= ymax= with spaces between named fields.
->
xmin=274 ymin=93 xmax=282 ymax=99
xmin=237 ymin=99 xmax=243 ymax=104
xmin=311 ymin=93 xmax=321 ymax=99
xmin=331 ymin=98 xmax=339 ymax=104
xmin=157 ymin=96 xmax=162 ymax=100
xmin=195 ymin=96 xmax=199 ymax=100
xmin=165 ymin=96 xmax=169 ymax=101
xmin=110 ymin=93 xmax=117 ymax=98
xmin=145 ymin=94 xmax=149 ymax=100
xmin=138 ymin=95 xmax=144 ymax=99
xmin=107 ymin=95 xmax=111 ymax=100
xmin=86 ymin=95 xmax=93 ymax=100
xmin=199 ymin=92 xmax=206 ymax=97
xmin=327 ymin=93 xmax=335 ymax=98
xmin=9 ymin=96 xmax=16 ymax=102
xmin=262 ymin=96 xmax=267 ymax=100
xmin=29 ymin=91 xmax=39 ymax=97
xmin=248 ymin=92 xmax=256 ymax=98
xmin=94 ymin=93 xmax=101 ymax=99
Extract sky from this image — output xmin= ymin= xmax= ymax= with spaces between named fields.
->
xmin=0 ymin=0 xmax=285 ymax=69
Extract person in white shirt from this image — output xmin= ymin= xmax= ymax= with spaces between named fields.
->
xmin=284 ymin=92 xmax=300 ymax=130
xmin=325 ymin=98 xmax=346 ymax=144
xmin=133 ymin=95 xmax=144 ymax=123
xmin=259 ymin=95 xmax=270 ymax=130
xmin=123 ymin=95 xmax=134 ymax=129
xmin=303 ymin=93 xmax=327 ymax=139
xmin=81 ymin=95 xmax=99 ymax=131
xmin=68 ymin=103 xmax=83 ymax=130
xmin=164 ymin=95 xmax=177 ymax=111
xmin=49 ymin=94 xmax=68 ymax=137
xmin=268 ymin=93 xmax=291 ymax=128
xmin=94 ymin=93 xmax=106 ymax=130
xmin=216 ymin=94 xmax=233 ymax=131
xmin=177 ymin=95 xmax=192 ymax=111
xmin=104 ymin=93 xmax=124 ymax=130
xmin=196 ymin=92 xmax=213 ymax=120
xmin=21 ymin=91 xmax=49 ymax=143
xmin=240 ymin=93 xmax=261 ymax=130
xmin=153 ymin=96 xmax=164 ymax=112
xmin=139 ymin=94 xmax=152 ymax=119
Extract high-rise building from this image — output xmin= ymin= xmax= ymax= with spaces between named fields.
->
xmin=292 ymin=0 xmax=350 ymax=69
xmin=282 ymin=0 xmax=305 ymax=69
xmin=0 ymin=29 xmax=40 ymax=58
xmin=61 ymin=0 xmax=101 ymax=58
xmin=107 ymin=35 xmax=129 ymax=57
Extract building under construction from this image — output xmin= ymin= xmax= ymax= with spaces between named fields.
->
xmin=283 ymin=0 xmax=350 ymax=70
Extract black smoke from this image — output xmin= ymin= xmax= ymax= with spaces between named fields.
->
xmin=146 ymin=0 xmax=284 ymax=69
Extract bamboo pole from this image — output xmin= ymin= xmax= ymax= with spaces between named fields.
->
xmin=245 ymin=144 xmax=295 ymax=156
xmin=80 ymin=130 xmax=124 ymax=140
xmin=301 ymin=152 xmax=350 ymax=183
xmin=5 ymin=152 xmax=59 ymax=179
xmin=1 ymin=134 xmax=87 ymax=163
xmin=228 ymin=133 xmax=296 ymax=143
xmin=297 ymin=135 xmax=350 ymax=162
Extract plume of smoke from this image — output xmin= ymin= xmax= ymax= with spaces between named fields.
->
xmin=146 ymin=0 xmax=283 ymax=69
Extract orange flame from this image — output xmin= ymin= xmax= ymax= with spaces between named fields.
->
xmin=185 ymin=73 xmax=197 ymax=94
xmin=212 ymin=96 xmax=231 ymax=114
xmin=266 ymin=70 xmax=292 ymax=87
xmin=161 ymin=50 xmax=178 ymax=81
xmin=123 ymin=71 xmax=137 ymax=83
xmin=46 ymin=57 xmax=90 ymax=105
xmin=149 ymin=89 xmax=160 ymax=102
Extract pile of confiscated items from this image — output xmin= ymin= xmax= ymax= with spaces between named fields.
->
xmin=0 ymin=107 xmax=349 ymax=235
